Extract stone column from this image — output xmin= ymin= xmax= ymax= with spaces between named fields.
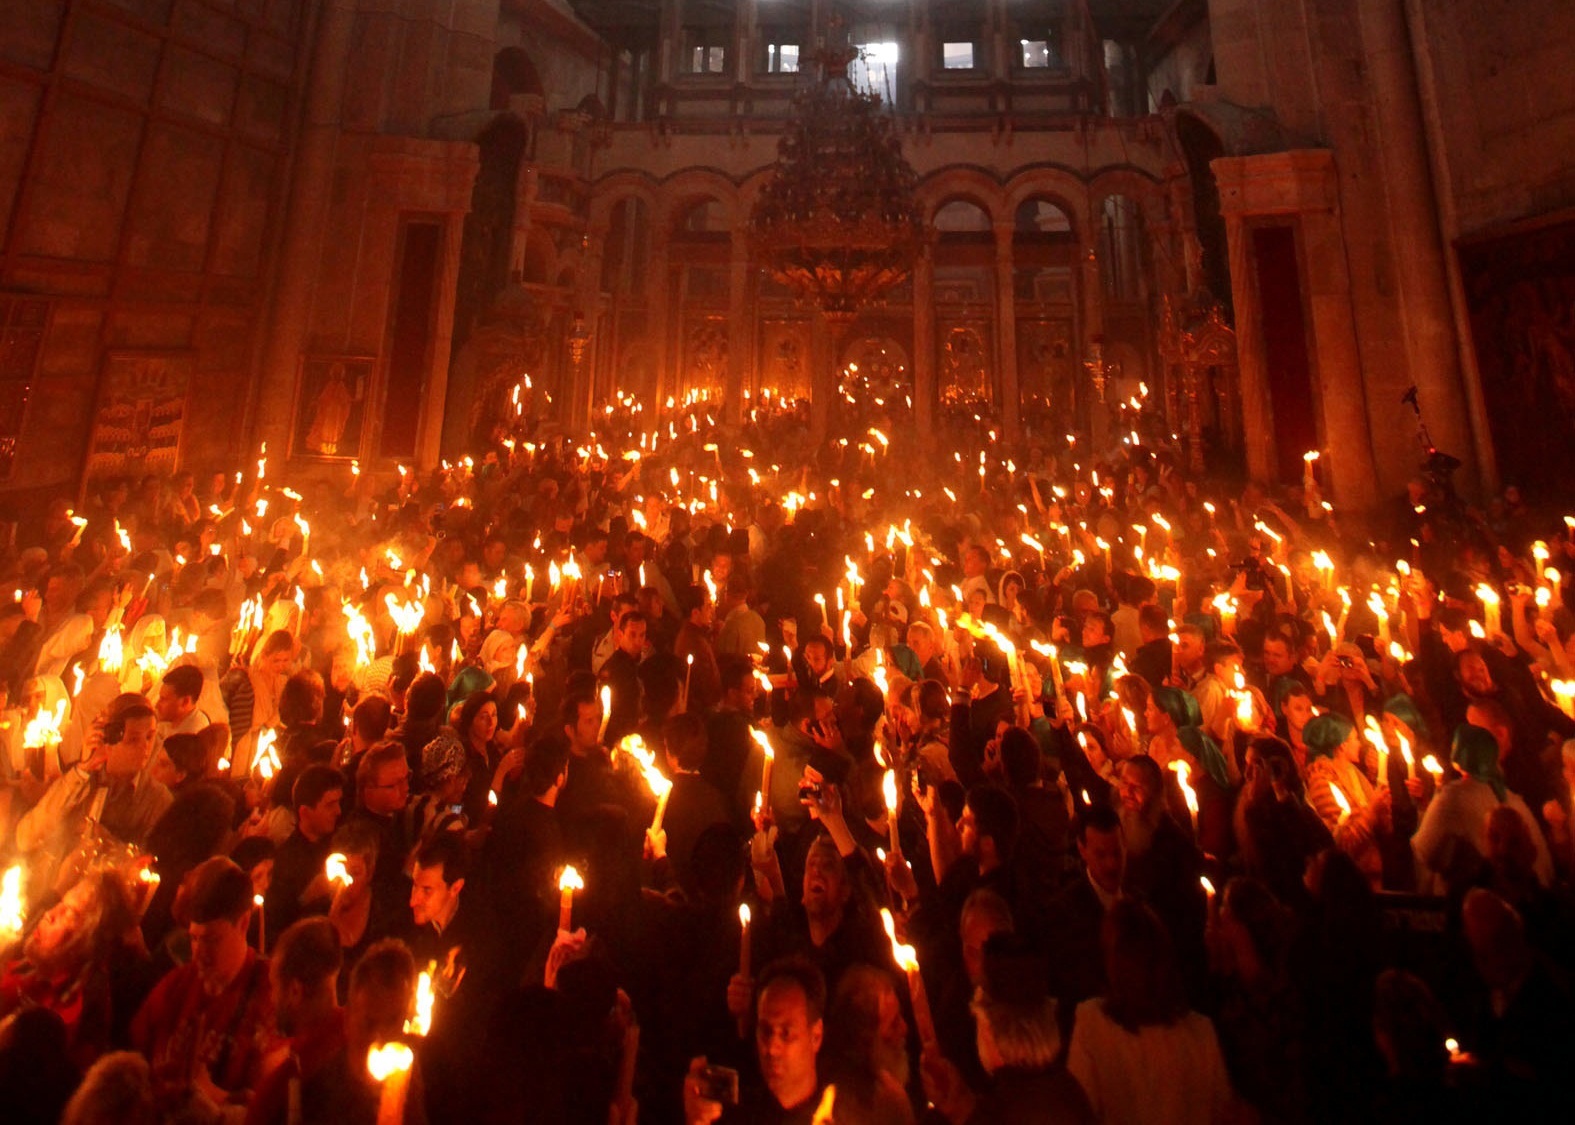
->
xmin=648 ymin=243 xmax=672 ymax=408
xmin=993 ymin=222 xmax=1020 ymax=436
xmin=1359 ymin=0 xmax=1478 ymax=492
xmin=578 ymin=230 xmax=606 ymax=428
xmin=912 ymin=245 xmax=935 ymax=441
xmin=727 ymin=238 xmax=751 ymax=425
xmin=251 ymin=0 xmax=357 ymax=453
xmin=1220 ymin=209 xmax=1272 ymax=483
xmin=810 ymin=312 xmax=833 ymax=445
xmin=1080 ymin=238 xmax=1106 ymax=439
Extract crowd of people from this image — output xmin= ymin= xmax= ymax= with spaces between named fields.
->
xmin=0 ymin=389 xmax=1572 ymax=1124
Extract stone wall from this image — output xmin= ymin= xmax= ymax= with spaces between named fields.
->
xmin=1406 ymin=0 xmax=1575 ymax=236
xmin=0 ymin=0 xmax=310 ymax=504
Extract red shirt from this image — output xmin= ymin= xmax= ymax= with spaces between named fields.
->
xmin=131 ymin=950 xmax=277 ymax=1110
xmin=245 ymin=1008 xmax=347 ymax=1125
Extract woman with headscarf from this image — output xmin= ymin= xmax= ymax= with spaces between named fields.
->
xmin=1146 ymin=686 xmax=1235 ymax=859
xmin=1411 ymin=723 xmax=1552 ymax=894
xmin=410 ymin=730 xmax=472 ymax=841
xmin=478 ymin=628 xmax=520 ymax=685
xmin=1303 ymin=712 xmax=1387 ymax=886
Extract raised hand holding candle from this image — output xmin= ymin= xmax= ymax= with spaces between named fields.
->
xmin=882 ymin=908 xmax=936 ymax=1047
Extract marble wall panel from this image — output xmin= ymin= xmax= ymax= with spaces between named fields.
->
xmin=124 ymin=123 xmax=226 ymax=271
xmin=14 ymin=94 xmax=143 ymax=261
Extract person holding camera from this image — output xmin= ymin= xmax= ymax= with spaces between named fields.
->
xmin=685 ymin=957 xmax=829 ymax=1124
xmin=15 ymin=695 xmax=170 ymax=858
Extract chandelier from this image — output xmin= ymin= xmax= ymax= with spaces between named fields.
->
xmin=750 ymin=41 xmax=923 ymax=321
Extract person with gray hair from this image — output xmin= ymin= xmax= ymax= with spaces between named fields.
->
xmin=921 ymin=931 xmax=1093 ymax=1124
xmin=60 ymin=1051 xmax=156 ymax=1125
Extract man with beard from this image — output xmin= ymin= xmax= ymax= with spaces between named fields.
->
xmin=1114 ymin=756 xmax=1207 ymax=998
xmin=743 ymin=835 xmax=887 ymax=1011
xmin=685 ymin=957 xmax=829 ymax=1124
xmin=820 ymin=964 xmax=915 ymax=1122
xmin=246 ymin=918 xmax=344 ymax=1125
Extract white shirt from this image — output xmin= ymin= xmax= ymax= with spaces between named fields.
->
xmin=1067 ymin=999 xmax=1233 ymax=1125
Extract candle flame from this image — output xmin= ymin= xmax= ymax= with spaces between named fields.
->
xmin=405 ymin=967 xmax=434 ymax=1036
xmin=558 ymin=865 xmax=584 ymax=893
xmin=366 ymin=1042 xmax=413 ymax=1081
xmin=325 ymin=852 xmax=353 ymax=887
xmin=0 ymin=866 xmax=25 ymax=937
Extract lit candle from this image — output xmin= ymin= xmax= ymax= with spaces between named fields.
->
xmin=254 ymin=893 xmax=266 ymax=955
xmin=1200 ymin=874 xmax=1216 ymax=917
xmin=882 ymin=908 xmax=936 ymax=1047
xmin=366 ymin=1043 xmax=414 ymax=1125
xmin=406 ymin=969 xmax=434 ymax=1036
xmin=753 ymin=729 xmax=774 ymax=822
xmin=558 ymin=866 xmax=583 ymax=933
xmin=1329 ymin=782 xmax=1352 ymax=826
xmin=1476 ymin=584 xmax=1501 ymax=636
xmin=326 ymin=852 xmax=353 ymax=889
xmin=1170 ymin=760 xmax=1199 ymax=834
xmin=598 ymin=684 xmax=612 ymax=742
xmin=883 ymin=769 xmax=900 ymax=853
xmin=1364 ymin=718 xmax=1388 ymax=788
xmin=738 ymin=903 xmax=752 ymax=980
xmin=0 ymin=865 xmax=25 ymax=943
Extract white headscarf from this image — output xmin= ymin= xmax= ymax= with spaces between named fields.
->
xmin=35 ymin=614 xmax=94 ymax=679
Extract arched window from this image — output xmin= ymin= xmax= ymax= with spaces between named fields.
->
xmin=934 ymin=198 xmax=993 ymax=233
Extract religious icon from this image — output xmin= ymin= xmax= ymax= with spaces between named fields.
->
xmin=293 ymin=355 xmax=373 ymax=460
xmin=83 ymin=351 xmax=193 ymax=486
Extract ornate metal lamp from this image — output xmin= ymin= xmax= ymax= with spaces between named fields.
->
xmin=749 ymin=36 xmax=923 ymax=322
